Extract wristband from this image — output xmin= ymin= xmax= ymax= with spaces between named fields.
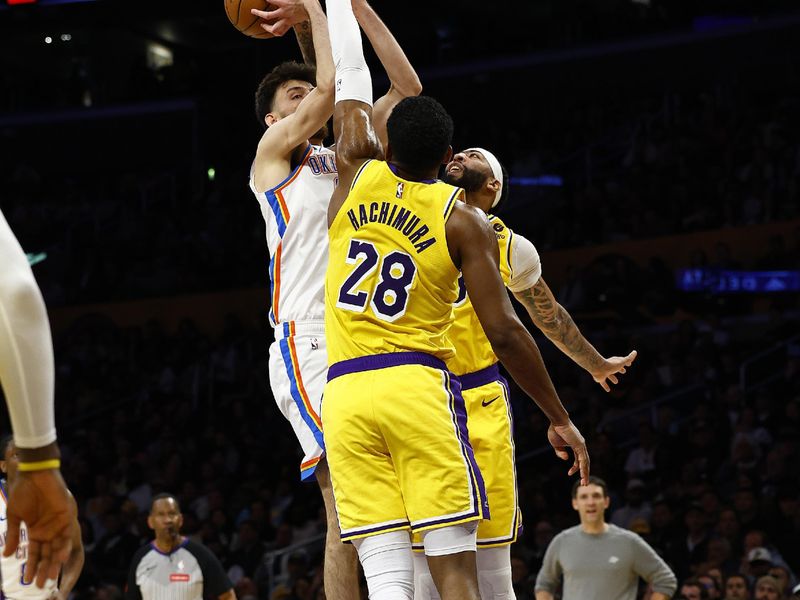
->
xmin=17 ymin=459 xmax=61 ymax=472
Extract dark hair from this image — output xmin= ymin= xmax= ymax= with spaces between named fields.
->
xmin=151 ymin=492 xmax=181 ymax=514
xmin=0 ymin=435 xmax=12 ymax=460
xmin=489 ymin=163 xmax=510 ymax=215
xmin=571 ymin=476 xmax=609 ymax=498
xmin=254 ymin=61 xmax=316 ymax=127
xmin=386 ymin=96 xmax=453 ymax=172
xmin=681 ymin=578 xmax=710 ymax=599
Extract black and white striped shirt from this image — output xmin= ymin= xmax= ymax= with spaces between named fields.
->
xmin=125 ymin=539 xmax=231 ymax=600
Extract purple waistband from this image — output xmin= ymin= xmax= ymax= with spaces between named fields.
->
xmin=328 ymin=352 xmax=447 ymax=381
xmin=459 ymin=363 xmax=501 ymax=391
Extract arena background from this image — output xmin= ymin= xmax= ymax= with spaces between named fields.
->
xmin=1 ymin=1 xmax=799 ymax=598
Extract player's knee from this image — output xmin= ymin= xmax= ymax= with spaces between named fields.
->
xmin=353 ymin=531 xmax=414 ymax=600
xmin=476 ymin=546 xmax=515 ymax=600
xmin=412 ymin=552 xmax=441 ymax=600
xmin=421 ymin=522 xmax=478 ymax=557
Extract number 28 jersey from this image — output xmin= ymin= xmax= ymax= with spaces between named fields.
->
xmin=325 ymin=160 xmax=464 ymax=365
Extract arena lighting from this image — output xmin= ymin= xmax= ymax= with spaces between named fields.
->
xmin=44 ymin=36 xmax=52 ymax=43
xmin=7 ymin=0 xmax=38 ymax=4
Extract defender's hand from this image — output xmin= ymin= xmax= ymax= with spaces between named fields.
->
xmin=548 ymin=421 xmax=590 ymax=485
xmin=252 ymin=0 xmax=310 ymax=37
xmin=4 ymin=469 xmax=77 ymax=588
xmin=591 ymin=350 xmax=637 ymax=392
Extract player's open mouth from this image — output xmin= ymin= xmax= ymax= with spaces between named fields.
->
xmin=447 ymin=164 xmax=461 ymax=174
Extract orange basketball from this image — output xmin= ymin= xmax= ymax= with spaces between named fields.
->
xmin=224 ymin=0 xmax=276 ymax=39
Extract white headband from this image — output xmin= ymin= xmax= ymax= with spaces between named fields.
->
xmin=470 ymin=147 xmax=504 ymax=208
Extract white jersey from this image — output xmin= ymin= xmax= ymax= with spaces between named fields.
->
xmin=250 ymin=144 xmax=338 ymax=326
xmin=0 ymin=481 xmax=57 ymax=600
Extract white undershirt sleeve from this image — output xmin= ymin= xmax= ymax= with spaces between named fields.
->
xmin=0 ymin=209 xmax=57 ymax=448
xmin=506 ymin=232 xmax=542 ymax=293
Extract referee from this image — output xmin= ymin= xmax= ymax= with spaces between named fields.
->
xmin=125 ymin=494 xmax=235 ymax=600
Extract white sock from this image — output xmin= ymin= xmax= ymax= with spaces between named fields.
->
xmin=477 ymin=546 xmax=515 ymax=600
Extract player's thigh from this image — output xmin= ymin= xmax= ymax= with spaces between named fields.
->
xmin=463 ymin=380 xmax=520 ymax=546
xmin=323 ymin=371 xmax=408 ymax=540
xmin=379 ymin=366 xmax=487 ymax=532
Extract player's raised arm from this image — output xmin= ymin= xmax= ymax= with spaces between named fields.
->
xmin=326 ymin=0 xmax=383 ymax=225
xmin=512 ymin=274 xmax=637 ymax=392
xmin=253 ymin=0 xmax=334 ymax=164
xmin=352 ymin=0 xmax=422 ymax=151
xmin=445 ymin=203 xmax=590 ymax=485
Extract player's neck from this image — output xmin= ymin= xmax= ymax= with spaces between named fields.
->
xmin=580 ymin=520 xmax=608 ymax=535
xmin=388 ymin=161 xmax=439 ymax=183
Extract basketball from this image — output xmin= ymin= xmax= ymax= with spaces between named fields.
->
xmin=224 ymin=0 xmax=276 ymax=39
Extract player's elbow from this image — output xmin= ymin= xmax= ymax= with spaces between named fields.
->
xmin=399 ymin=77 xmax=422 ymax=98
xmin=484 ymin=322 xmax=525 ymax=359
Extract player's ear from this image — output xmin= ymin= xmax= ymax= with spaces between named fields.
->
xmin=441 ymin=145 xmax=453 ymax=165
xmin=487 ymin=178 xmax=501 ymax=195
xmin=571 ymin=497 xmax=579 ymax=511
xmin=604 ymin=496 xmax=610 ymax=510
xmin=0 ymin=460 xmax=5 ymax=475
xmin=265 ymin=112 xmax=278 ymax=127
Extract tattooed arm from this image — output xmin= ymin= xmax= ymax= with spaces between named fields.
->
xmin=508 ymin=233 xmax=636 ymax=391
xmin=294 ymin=20 xmax=315 ymax=66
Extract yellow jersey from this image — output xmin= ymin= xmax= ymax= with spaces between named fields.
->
xmin=325 ymin=160 xmax=463 ymax=365
xmin=446 ymin=215 xmax=514 ymax=376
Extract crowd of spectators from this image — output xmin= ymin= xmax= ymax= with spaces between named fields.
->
xmin=0 ymin=291 xmax=793 ymax=600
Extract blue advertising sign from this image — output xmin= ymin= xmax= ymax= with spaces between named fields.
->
xmin=677 ymin=269 xmax=800 ymax=293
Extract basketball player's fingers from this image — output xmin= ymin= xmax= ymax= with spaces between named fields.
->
xmin=553 ymin=447 xmax=569 ymax=461
xmin=250 ymin=8 xmax=277 ymax=19
xmin=260 ymin=20 xmax=290 ymax=36
xmin=599 ymin=379 xmax=611 ymax=392
xmin=627 ymin=350 xmax=638 ymax=365
xmin=25 ymin=539 xmax=41 ymax=584
xmin=608 ymin=374 xmax=618 ymax=385
xmin=4 ymin=513 xmax=21 ymax=556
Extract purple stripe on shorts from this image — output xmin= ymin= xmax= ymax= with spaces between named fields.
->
xmin=459 ymin=362 xmax=501 ymax=390
xmin=327 ymin=352 xmax=447 ymax=381
xmin=341 ymin=519 xmax=410 ymax=540
xmin=447 ymin=372 xmax=491 ymax=520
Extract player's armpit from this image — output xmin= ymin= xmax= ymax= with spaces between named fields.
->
xmin=327 ymin=101 xmax=383 ymax=225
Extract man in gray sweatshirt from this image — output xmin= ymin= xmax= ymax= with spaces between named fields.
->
xmin=535 ymin=476 xmax=677 ymax=600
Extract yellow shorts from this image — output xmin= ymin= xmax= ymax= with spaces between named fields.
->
xmin=322 ymin=352 xmax=489 ymax=542
xmin=412 ymin=363 xmax=520 ymax=549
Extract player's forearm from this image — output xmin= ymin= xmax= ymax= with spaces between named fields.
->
xmin=0 ymin=212 xmax=57 ymax=450
xmin=352 ymin=0 xmax=421 ymax=97
xmin=515 ymin=284 xmax=605 ymax=374
xmin=650 ymin=593 xmax=670 ymax=600
xmin=293 ymin=20 xmax=315 ymax=66
xmin=303 ymin=0 xmax=333 ymax=92
xmin=534 ymin=591 xmax=555 ymax=600
xmin=489 ymin=324 xmax=569 ymax=425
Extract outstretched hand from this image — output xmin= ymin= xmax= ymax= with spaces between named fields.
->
xmin=252 ymin=0 xmax=309 ymax=37
xmin=548 ymin=421 xmax=590 ymax=486
xmin=591 ymin=350 xmax=638 ymax=392
xmin=4 ymin=469 xmax=78 ymax=588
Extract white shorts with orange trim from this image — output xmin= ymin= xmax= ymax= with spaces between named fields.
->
xmin=269 ymin=320 xmax=327 ymax=480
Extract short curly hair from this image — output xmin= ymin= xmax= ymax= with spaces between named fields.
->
xmin=254 ymin=61 xmax=316 ymax=127
xmin=386 ymin=96 xmax=454 ymax=171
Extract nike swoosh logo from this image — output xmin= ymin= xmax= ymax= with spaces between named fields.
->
xmin=482 ymin=396 xmax=500 ymax=407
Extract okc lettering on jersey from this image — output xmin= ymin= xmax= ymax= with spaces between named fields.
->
xmin=307 ymin=153 xmax=338 ymax=175
xmin=345 ymin=201 xmax=436 ymax=253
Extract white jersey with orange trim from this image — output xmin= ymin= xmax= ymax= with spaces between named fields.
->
xmin=250 ymin=144 xmax=338 ymax=326
xmin=0 ymin=480 xmax=58 ymax=600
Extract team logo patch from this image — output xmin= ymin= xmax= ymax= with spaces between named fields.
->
xmin=396 ymin=182 xmax=404 ymax=198
xmin=493 ymin=223 xmax=504 ymax=232
xmin=311 ymin=338 xmax=319 ymax=350
xmin=170 ymin=574 xmax=190 ymax=582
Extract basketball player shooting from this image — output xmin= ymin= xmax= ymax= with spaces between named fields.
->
xmin=0 ymin=209 xmax=79 ymax=589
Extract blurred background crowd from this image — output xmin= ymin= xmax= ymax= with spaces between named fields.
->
xmin=1 ymin=0 xmax=799 ymax=598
